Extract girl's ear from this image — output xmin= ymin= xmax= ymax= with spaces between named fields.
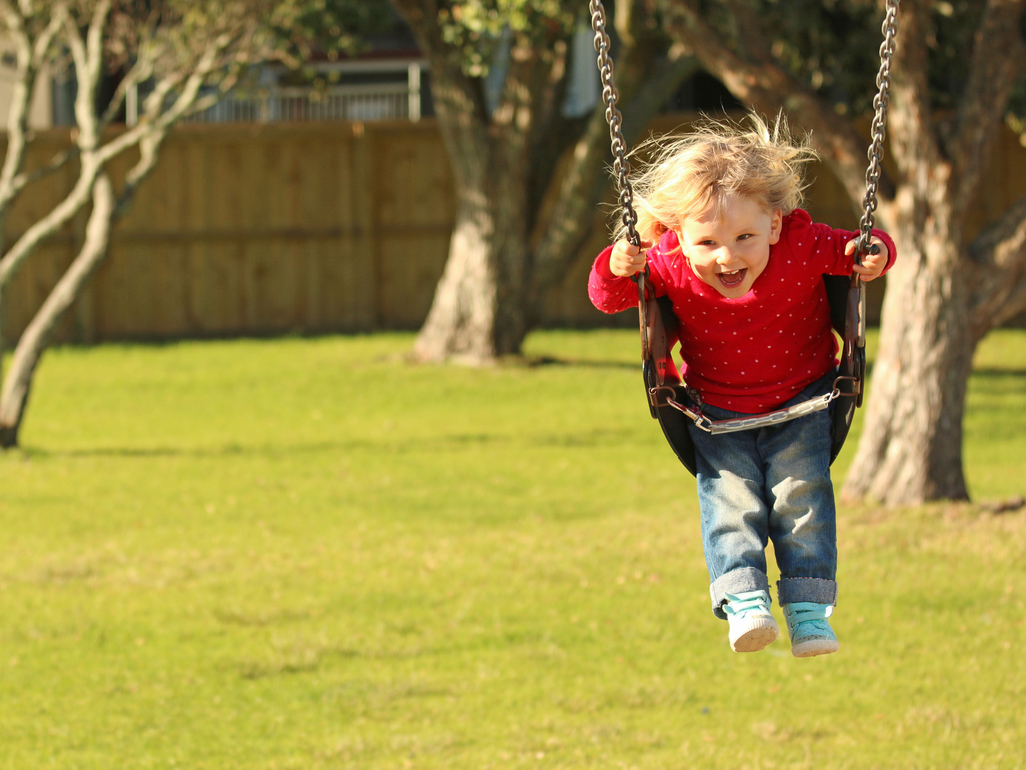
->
xmin=652 ymin=222 xmax=669 ymax=238
xmin=768 ymin=209 xmax=783 ymax=245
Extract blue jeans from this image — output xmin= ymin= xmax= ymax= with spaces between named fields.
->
xmin=688 ymin=372 xmax=839 ymax=619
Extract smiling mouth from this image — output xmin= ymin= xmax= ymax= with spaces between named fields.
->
xmin=717 ymin=268 xmax=747 ymax=287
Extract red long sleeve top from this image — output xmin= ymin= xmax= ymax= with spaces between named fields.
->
xmin=588 ymin=209 xmax=897 ymax=413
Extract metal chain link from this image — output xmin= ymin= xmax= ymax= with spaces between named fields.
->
xmin=589 ymin=0 xmax=640 ymax=249
xmin=857 ymin=0 xmax=900 ymax=257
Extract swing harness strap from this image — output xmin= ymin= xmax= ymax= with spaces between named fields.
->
xmin=632 ymin=275 xmax=862 ymax=435
xmin=653 ymin=386 xmax=840 ymax=435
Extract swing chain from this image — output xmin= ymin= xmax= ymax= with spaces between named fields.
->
xmin=857 ymin=0 xmax=900 ymax=259
xmin=589 ymin=0 xmax=640 ymax=250
xmin=590 ymin=0 xmax=653 ymax=362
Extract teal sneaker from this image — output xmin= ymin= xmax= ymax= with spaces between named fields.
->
xmin=724 ymin=590 xmax=779 ymax=652
xmin=783 ymin=602 xmax=840 ymax=658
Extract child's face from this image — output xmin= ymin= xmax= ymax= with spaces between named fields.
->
xmin=678 ymin=196 xmax=782 ymax=298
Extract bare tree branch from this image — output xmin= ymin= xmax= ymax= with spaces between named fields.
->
xmin=0 ymin=0 xmax=367 ymax=446
xmin=0 ymin=3 xmax=64 ymax=216
xmin=0 ymin=6 xmax=262 ymax=290
xmin=0 ymin=173 xmax=116 ymax=444
xmin=392 ymin=0 xmax=492 ymax=185
xmin=884 ymin=0 xmax=941 ymax=191
xmin=531 ymin=4 xmax=699 ymax=298
xmin=949 ymin=0 xmax=1026 ymax=209
xmin=63 ymin=0 xmax=113 ymax=149
xmin=969 ymin=192 xmax=1026 ymax=337
xmin=656 ymin=0 xmax=882 ymax=218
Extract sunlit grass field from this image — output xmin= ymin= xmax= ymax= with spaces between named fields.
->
xmin=1 ymin=329 xmax=1024 ymax=769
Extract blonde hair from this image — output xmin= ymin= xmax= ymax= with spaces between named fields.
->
xmin=615 ymin=113 xmax=817 ymax=245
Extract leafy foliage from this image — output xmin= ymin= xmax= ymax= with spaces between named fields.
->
xmin=756 ymin=0 xmax=883 ymax=114
xmin=682 ymin=0 xmax=1025 ymax=119
xmin=11 ymin=0 xmax=395 ymax=80
xmin=271 ymin=0 xmax=400 ymax=62
xmin=435 ymin=0 xmax=586 ymax=76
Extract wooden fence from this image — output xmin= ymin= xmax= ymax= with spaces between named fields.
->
xmin=4 ymin=122 xmax=456 ymax=343
xmin=4 ymin=115 xmax=1026 ymax=344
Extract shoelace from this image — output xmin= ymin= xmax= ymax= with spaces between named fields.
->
xmin=786 ymin=603 xmax=832 ymax=634
xmin=724 ymin=592 xmax=771 ymax=618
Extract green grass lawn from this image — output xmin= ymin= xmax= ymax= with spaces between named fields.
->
xmin=1 ymin=329 xmax=1024 ymax=769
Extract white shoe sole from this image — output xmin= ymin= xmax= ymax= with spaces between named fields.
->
xmin=729 ymin=617 xmax=780 ymax=652
xmin=791 ymin=638 xmax=840 ymax=658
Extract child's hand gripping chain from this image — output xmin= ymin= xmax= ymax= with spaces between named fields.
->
xmin=847 ymin=237 xmax=890 ymax=281
xmin=608 ymin=239 xmax=651 ymax=278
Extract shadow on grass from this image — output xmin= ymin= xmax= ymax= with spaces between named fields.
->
xmin=523 ymin=359 xmax=1026 ymax=378
xmin=19 ymin=427 xmax=641 ymax=461
xmin=523 ymin=355 xmax=638 ymax=370
xmin=971 ymin=367 xmax=1026 ymax=377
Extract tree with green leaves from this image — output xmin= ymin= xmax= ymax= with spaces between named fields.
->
xmin=0 ymin=0 xmax=379 ymax=448
xmin=654 ymin=0 xmax=1026 ymax=505
xmin=390 ymin=0 xmax=698 ymax=363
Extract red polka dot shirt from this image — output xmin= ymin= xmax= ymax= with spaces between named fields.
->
xmin=588 ymin=210 xmax=897 ymax=413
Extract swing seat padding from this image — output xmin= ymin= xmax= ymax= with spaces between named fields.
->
xmin=643 ymin=275 xmax=861 ymax=477
xmin=643 ymin=295 xmax=697 ymax=475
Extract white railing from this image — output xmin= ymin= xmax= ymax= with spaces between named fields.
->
xmin=184 ymin=83 xmax=420 ymax=124
xmin=126 ymin=61 xmax=426 ymax=126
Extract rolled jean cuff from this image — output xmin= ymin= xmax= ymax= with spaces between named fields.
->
xmin=777 ymin=577 xmax=838 ymax=606
xmin=709 ymin=567 xmax=770 ymax=619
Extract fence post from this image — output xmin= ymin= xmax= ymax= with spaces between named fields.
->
xmin=408 ymin=64 xmax=421 ymax=122
xmin=350 ymin=122 xmax=380 ymax=329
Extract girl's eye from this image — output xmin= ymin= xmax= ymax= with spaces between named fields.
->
xmin=738 ymin=234 xmax=753 ymax=241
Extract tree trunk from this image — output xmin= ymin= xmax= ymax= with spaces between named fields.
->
xmin=656 ymin=0 xmax=1026 ymax=504
xmin=0 ymin=174 xmax=115 ymax=448
xmin=841 ymin=198 xmax=973 ymax=504
xmin=404 ymin=6 xmax=556 ymax=364
xmin=399 ymin=0 xmax=692 ymax=363
xmin=412 ymin=175 xmax=532 ymax=363
xmin=841 ymin=0 xmax=1026 ymax=503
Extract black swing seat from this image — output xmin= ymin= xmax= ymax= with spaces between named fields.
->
xmin=639 ymin=274 xmax=865 ymax=477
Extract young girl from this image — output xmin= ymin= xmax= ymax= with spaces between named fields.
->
xmin=588 ymin=115 xmax=896 ymax=657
